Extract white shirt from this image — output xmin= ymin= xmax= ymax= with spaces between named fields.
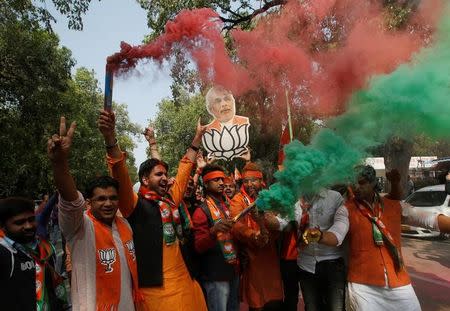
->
xmin=58 ymin=192 xmax=135 ymax=311
xmin=277 ymin=189 xmax=348 ymax=273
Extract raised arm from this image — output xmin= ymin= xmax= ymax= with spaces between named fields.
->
xmin=144 ymin=126 xmax=161 ymax=160
xmin=169 ymin=120 xmax=206 ymax=206
xmin=48 ymin=117 xmax=78 ymax=201
xmin=48 ymin=117 xmax=84 ymax=240
xmin=385 ymin=169 xmax=403 ymax=200
xmin=36 ymin=192 xmax=58 ymax=239
xmin=98 ymin=110 xmax=137 ymax=218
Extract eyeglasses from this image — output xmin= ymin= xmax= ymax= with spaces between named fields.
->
xmin=91 ymin=195 xmax=119 ymax=203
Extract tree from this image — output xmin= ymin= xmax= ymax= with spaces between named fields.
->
xmin=2 ymin=0 xmax=98 ymax=31
xmin=0 ymin=1 xmax=141 ymax=197
xmin=59 ymin=68 xmax=142 ymax=191
xmin=138 ymin=0 xmax=285 ymax=39
xmin=413 ymin=135 xmax=450 ymax=158
xmin=0 ymin=4 xmax=74 ymax=196
xmin=152 ymin=92 xmax=209 ymax=174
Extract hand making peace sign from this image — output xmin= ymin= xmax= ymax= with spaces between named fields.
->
xmin=47 ymin=116 xmax=77 ymax=162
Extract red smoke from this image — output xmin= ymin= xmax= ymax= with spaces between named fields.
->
xmin=108 ymin=0 xmax=442 ymax=116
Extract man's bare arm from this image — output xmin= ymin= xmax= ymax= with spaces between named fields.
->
xmin=47 ymin=117 xmax=78 ymax=202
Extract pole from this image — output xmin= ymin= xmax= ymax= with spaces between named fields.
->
xmin=285 ymin=89 xmax=293 ymax=142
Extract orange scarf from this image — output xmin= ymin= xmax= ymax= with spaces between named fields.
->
xmin=204 ymin=196 xmax=238 ymax=264
xmin=240 ymin=186 xmax=258 ymax=231
xmin=86 ymin=210 xmax=142 ymax=310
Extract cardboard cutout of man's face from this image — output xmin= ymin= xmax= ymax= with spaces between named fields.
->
xmin=203 ymin=86 xmax=251 ymax=161
xmin=207 ymin=89 xmax=236 ymax=123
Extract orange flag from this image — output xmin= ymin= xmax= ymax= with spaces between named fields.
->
xmin=234 ymin=165 xmax=242 ymax=181
xmin=278 ymin=124 xmax=291 ymax=169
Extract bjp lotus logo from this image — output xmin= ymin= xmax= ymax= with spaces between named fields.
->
xmin=98 ymin=248 xmax=116 ymax=273
xmin=202 ymin=124 xmax=250 ymax=161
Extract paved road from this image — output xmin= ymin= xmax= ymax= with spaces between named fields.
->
xmin=239 ymin=237 xmax=450 ymax=311
xmin=403 ymin=237 xmax=450 ymax=311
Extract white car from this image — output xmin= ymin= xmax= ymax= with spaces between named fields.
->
xmin=401 ymin=184 xmax=450 ymax=238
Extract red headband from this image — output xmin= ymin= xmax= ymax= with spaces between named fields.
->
xmin=223 ymin=176 xmax=234 ymax=183
xmin=203 ymin=171 xmax=226 ymax=183
xmin=242 ymin=171 xmax=263 ymax=179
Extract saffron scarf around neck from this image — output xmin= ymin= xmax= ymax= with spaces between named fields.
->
xmin=205 ymin=196 xmax=238 ymax=265
xmin=22 ymin=239 xmax=54 ymax=311
xmin=86 ymin=210 xmax=141 ymax=309
xmin=138 ymin=185 xmax=184 ymax=245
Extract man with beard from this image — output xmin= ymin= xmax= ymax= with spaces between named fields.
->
xmin=230 ymin=162 xmax=283 ymax=311
xmin=0 ymin=197 xmax=67 ymax=310
xmin=192 ymin=164 xmax=240 ymax=311
xmin=99 ymin=110 xmax=207 ymax=311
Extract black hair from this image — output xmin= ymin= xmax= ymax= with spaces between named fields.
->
xmin=356 ymin=165 xmax=382 ymax=192
xmin=0 ymin=197 xmax=35 ymax=225
xmin=85 ymin=176 xmax=119 ymax=199
xmin=138 ymin=158 xmax=169 ymax=183
xmin=201 ymin=164 xmax=225 ymax=178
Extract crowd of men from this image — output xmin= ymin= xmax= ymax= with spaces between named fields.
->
xmin=1 ymin=99 xmax=450 ymax=311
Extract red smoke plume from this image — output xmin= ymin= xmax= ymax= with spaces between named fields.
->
xmin=108 ymin=0 xmax=442 ymax=116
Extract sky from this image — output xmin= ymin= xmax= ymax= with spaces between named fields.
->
xmin=49 ymin=0 xmax=172 ymax=166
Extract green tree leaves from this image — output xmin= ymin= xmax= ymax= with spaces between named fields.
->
xmin=0 ymin=5 xmax=141 ymax=197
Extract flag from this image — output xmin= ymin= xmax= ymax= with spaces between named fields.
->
xmin=278 ymin=123 xmax=291 ymax=169
xmin=234 ymin=165 xmax=242 ymax=181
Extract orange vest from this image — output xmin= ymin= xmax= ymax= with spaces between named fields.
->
xmin=346 ymin=197 xmax=410 ymax=288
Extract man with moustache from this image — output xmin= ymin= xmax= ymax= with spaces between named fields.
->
xmin=99 ymin=110 xmax=207 ymax=311
xmin=230 ymin=162 xmax=283 ymax=310
xmin=341 ymin=166 xmax=449 ymax=311
xmin=205 ymin=86 xmax=249 ymax=132
xmin=223 ymin=175 xmax=237 ymax=199
xmin=48 ymin=117 xmax=140 ymax=310
xmin=303 ymin=166 xmax=450 ymax=311
xmin=192 ymin=164 xmax=240 ymax=311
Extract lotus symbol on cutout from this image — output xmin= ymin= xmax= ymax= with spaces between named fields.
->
xmin=202 ymin=124 xmax=250 ymax=161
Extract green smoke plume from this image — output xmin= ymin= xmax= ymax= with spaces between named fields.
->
xmin=257 ymin=7 xmax=450 ymax=218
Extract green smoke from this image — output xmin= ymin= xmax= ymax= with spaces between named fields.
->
xmin=257 ymin=7 xmax=450 ymax=217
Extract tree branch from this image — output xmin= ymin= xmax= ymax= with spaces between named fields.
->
xmin=212 ymin=1 xmax=244 ymax=19
xmin=220 ymin=0 xmax=287 ymax=30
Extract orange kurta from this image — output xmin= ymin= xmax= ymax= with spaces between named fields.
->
xmin=230 ymin=192 xmax=283 ymax=308
xmin=108 ymin=153 xmax=207 ymax=311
